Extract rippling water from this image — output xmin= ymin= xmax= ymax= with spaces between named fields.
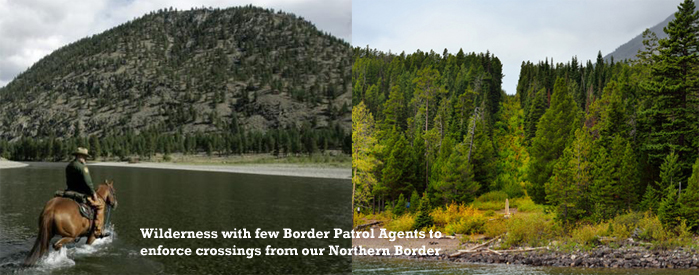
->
xmin=0 ymin=162 xmax=351 ymax=274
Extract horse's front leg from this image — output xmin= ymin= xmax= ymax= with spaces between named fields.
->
xmin=86 ymin=235 xmax=96 ymax=245
xmin=53 ymin=237 xmax=77 ymax=250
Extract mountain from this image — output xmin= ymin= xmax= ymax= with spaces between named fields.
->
xmin=604 ymin=2 xmax=698 ymax=62
xmin=0 ymin=6 xmax=351 ymax=143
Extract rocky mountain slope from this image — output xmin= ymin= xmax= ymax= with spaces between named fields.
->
xmin=0 ymin=6 xmax=351 ymax=141
xmin=604 ymin=2 xmax=698 ymax=61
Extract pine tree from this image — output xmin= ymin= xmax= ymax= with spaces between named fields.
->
xmin=471 ymin=119 xmax=497 ymax=192
xmin=658 ymin=184 xmax=682 ymax=230
xmin=528 ymin=78 xmax=580 ymax=204
xmin=381 ymin=130 xmax=415 ymax=200
xmin=394 ymin=193 xmax=406 ymax=216
xmin=639 ymin=0 xmax=699 ymax=178
xmin=525 ymin=87 xmax=547 ymax=141
xmin=546 ymin=128 xmax=592 ymax=225
xmin=413 ymin=66 xmax=447 ymax=191
xmin=413 ymin=193 xmax=434 ymax=230
xmin=619 ymin=141 xmax=639 ymax=210
xmin=644 ymin=152 xmax=683 ymax=214
xmin=409 ymin=190 xmax=420 ymax=214
xmin=592 ymin=146 xmax=617 ymax=221
xmin=679 ymin=157 xmax=699 ymax=231
xmin=352 ymin=101 xmax=380 ymax=212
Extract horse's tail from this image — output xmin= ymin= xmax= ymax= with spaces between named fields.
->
xmin=23 ymin=212 xmax=53 ymax=266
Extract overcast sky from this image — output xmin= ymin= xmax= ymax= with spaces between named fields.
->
xmin=0 ymin=0 xmax=350 ymax=88
xmin=353 ymin=0 xmax=682 ymax=94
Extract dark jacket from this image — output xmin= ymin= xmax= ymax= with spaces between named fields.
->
xmin=65 ymin=159 xmax=95 ymax=196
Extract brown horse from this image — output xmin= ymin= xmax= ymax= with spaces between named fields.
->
xmin=23 ymin=180 xmax=118 ymax=266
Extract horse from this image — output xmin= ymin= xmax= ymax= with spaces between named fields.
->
xmin=23 ymin=180 xmax=118 ymax=266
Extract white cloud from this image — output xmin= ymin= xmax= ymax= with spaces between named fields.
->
xmin=0 ymin=0 xmax=350 ymax=87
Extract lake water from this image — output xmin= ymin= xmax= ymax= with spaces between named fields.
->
xmin=353 ymin=256 xmax=698 ymax=275
xmin=0 ymin=162 xmax=351 ymax=274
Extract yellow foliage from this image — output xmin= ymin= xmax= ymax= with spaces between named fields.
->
xmin=570 ymin=223 xmax=606 ymax=246
xmin=385 ymin=213 xmax=416 ymax=232
xmin=431 ymin=203 xmax=481 ymax=227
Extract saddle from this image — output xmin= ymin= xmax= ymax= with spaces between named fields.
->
xmin=54 ymin=190 xmax=95 ymax=221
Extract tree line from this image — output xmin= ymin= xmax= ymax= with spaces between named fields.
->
xmin=352 ymin=0 xmax=699 ymax=232
xmin=1 ymin=123 xmax=350 ymax=161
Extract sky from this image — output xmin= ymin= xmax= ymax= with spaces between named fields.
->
xmin=0 ymin=0 xmax=351 ymax=87
xmin=353 ymin=0 xmax=683 ymax=94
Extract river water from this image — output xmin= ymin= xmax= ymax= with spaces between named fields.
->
xmin=0 ymin=162 xmax=351 ymax=274
xmin=353 ymin=257 xmax=699 ymax=275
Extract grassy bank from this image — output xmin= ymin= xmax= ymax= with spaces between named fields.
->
xmin=354 ymin=192 xmax=699 ymax=252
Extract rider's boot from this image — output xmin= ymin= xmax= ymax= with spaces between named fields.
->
xmin=87 ymin=196 xmax=110 ymax=238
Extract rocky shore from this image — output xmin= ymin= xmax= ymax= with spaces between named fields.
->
xmin=353 ymin=229 xmax=699 ymax=269
xmin=444 ymin=246 xmax=699 ymax=269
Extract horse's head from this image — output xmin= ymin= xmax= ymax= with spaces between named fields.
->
xmin=98 ymin=180 xmax=118 ymax=209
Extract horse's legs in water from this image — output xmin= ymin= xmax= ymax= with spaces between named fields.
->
xmin=86 ymin=235 xmax=96 ymax=245
xmin=53 ymin=237 xmax=76 ymax=250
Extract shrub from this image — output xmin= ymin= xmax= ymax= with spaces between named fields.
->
xmin=484 ymin=219 xmax=508 ymax=238
xmin=510 ymin=196 xmax=542 ymax=212
xmin=504 ymin=212 xmax=560 ymax=248
xmin=444 ymin=215 xmax=487 ymax=235
xmin=637 ymin=212 xmax=667 ymax=242
xmin=386 ymin=214 xmax=415 ymax=232
xmin=476 ymin=190 xmax=509 ymax=202
xmin=431 ymin=203 xmax=480 ymax=227
xmin=570 ymin=223 xmax=606 ymax=248
xmin=471 ymin=191 xmax=510 ymax=211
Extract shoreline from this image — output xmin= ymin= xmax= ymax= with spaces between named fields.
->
xmin=90 ymin=161 xmax=350 ymax=179
xmin=352 ymin=245 xmax=699 ymax=269
xmin=0 ymin=160 xmax=29 ymax=169
xmin=352 ymin=227 xmax=699 ymax=269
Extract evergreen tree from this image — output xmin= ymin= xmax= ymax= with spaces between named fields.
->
xmin=413 ymin=194 xmax=434 ymax=230
xmin=525 ymin=87 xmax=547 ymax=141
xmin=639 ymin=0 xmax=699 ymax=179
xmin=679 ymin=157 xmax=699 ymax=231
xmin=619 ymin=141 xmax=639 ymax=210
xmin=394 ymin=193 xmax=406 ymax=216
xmin=658 ymin=183 xmax=682 ymax=230
xmin=381 ymin=130 xmax=415 ymax=200
xmin=592 ymin=146 xmax=618 ymax=221
xmin=413 ymin=66 xmax=447 ymax=191
xmin=409 ymin=190 xmax=420 ymax=214
xmin=546 ymin=128 xmax=592 ymax=225
xmin=528 ymin=78 xmax=580 ymax=204
xmin=352 ymin=102 xmax=380 ymax=212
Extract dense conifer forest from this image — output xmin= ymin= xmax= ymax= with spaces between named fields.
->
xmin=352 ymin=0 xmax=699 ymax=234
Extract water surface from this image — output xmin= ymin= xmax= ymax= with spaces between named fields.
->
xmin=0 ymin=162 xmax=351 ymax=274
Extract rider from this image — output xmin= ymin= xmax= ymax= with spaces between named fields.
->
xmin=65 ymin=147 xmax=108 ymax=238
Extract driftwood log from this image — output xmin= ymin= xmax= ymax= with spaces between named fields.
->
xmin=449 ymin=234 xmax=548 ymax=257
xmin=354 ymin=221 xmax=383 ymax=231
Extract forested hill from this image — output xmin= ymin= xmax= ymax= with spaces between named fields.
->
xmin=0 ymin=6 xmax=351 ymax=160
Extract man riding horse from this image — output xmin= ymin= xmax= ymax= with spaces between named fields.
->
xmin=65 ymin=147 xmax=109 ymax=238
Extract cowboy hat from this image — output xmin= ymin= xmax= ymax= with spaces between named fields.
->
xmin=72 ymin=147 xmax=92 ymax=158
